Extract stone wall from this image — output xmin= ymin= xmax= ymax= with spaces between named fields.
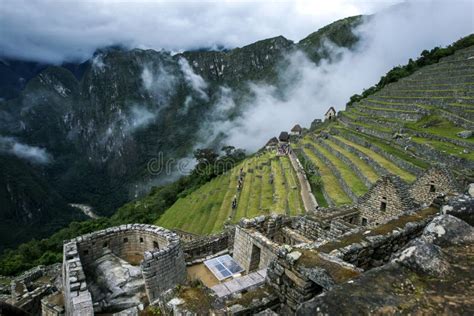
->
xmin=328 ymin=211 xmax=436 ymax=270
xmin=182 ymin=228 xmax=235 ymax=264
xmin=233 ymin=226 xmax=279 ymax=272
xmin=62 ymin=241 xmax=93 ymax=316
xmin=63 ymin=224 xmax=186 ymax=314
xmin=358 ymin=175 xmax=415 ymax=226
xmin=266 ymin=248 xmax=360 ymax=312
xmin=409 ymin=167 xmax=459 ymax=205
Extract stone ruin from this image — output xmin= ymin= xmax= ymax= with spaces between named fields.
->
xmin=62 ymin=224 xmax=186 ymax=315
xmin=3 ymin=166 xmax=469 ymax=315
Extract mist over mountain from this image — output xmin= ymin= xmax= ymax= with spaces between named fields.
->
xmin=0 ymin=0 xmax=472 ymax=251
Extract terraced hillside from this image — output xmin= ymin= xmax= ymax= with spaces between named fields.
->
xmin=156 ymin=152 xmax=304 ymax=235
xmin=296 ymin=45 xmax=473 ymax=207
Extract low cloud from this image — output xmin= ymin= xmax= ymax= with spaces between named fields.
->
xmin=179 ymin=57 xmax=209 ymax=101
xmin=207 ymin=0 xmax=474 ymax=152
xmin=0 ymin=0 xmax=400 ymax=63
xmin=0 ymin=136 xmax=51 ymax=164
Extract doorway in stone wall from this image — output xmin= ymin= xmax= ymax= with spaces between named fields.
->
xmin=249 ymin=244 xmax=261 ymax=271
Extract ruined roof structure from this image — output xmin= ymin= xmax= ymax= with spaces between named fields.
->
xmin=278 ymin=131 xmax=289 ymax=142
xmin=291 ymin=124 xmax=302 ymax=132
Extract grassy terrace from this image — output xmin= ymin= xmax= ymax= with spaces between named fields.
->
xmin=411 ymin=137 xmax=474 ymax=161
xmin=281 ymin=156 xmax=304 ymax=215
xmin=406 ymin=115 xmax=474 ymax=144
xmin=333 ymin=135 xmax=416 ymax=182
xmin=322 ymin=138 xmax=379 ymax=183
xmin=301 ymin=146 xmax=352 ymax=206
xmin=335 ymin=127 xmax=430 ymax=169
xmin=157 ymin=152 xmax=304 ymax=234
xmin=303 ymin=138 xmax=367 ymax=197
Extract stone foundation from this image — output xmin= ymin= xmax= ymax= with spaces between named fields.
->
xmin=62 ymin=224 xmax=186 ymax=315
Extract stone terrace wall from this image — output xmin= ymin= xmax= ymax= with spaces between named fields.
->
xmin=182 ymin=228 xmax=235 ymax=264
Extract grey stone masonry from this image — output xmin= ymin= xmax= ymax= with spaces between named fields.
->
xmin=409 ymin=167 xmax=460 ymax=206
xmin=233 ymin=226 xmax=279 ymax=272
xmin=63 ymin=224 xmax=186 ymax=314
xmin=62 ymin=241 xmax=93 ymax=316
xmin=358 ymin=175 xmax=415 ymax=227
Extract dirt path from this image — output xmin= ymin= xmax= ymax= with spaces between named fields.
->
xmin=287 ymin=148 xmax=318 ymax=212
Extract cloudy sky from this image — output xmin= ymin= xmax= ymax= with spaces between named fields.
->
xmin=0 ymin=0 xmax=404 ymax=63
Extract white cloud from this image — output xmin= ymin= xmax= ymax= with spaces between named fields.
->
xmin=0 ymin=0 xmax=401 ymax=63
xmin=178 ymin=57 xmax=209 ymax=100
xmin=210 ymin=0 xmax=473 ymax=151
xmin=0 ymin=136 xmax=51 ymax=164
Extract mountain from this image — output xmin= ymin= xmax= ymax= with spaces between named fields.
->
xmin=0 ymin=15 xmax=363 ymax=250
xmin=150 ymin=40 xmax=473 ymax=234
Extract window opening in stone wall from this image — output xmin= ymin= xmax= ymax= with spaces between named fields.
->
xmin=249 ymin=244 xmax=261 ymax=271
xmin=124 ymin=237 xmax=128 ymax=243
xmin=103 ymin=242 xmax=108 ymax=248
xmin=153 ymin=241 xmax=159 ymax=249
xmin=380 ymin=201 xmax=387 ymax=212
xmin=430 ymin=181 xmax=436 ymax=193
xmin=361 ymin=217 xmax=368 ymax=226
xmin=140 ymin=237 xmax=144 ymax=243
xmin=83 ymin=250 xmax=89 ymax=256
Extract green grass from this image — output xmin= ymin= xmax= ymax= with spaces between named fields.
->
xmin=304 ymin=139 xmax=367 ymax=197
xmin=406 ymin=114 xmax=474 ymax=144
xmin=335 ymin=127 xmax=430 ymax=169
xmin=271 ymin=158 xmax=288 ymax=214
xmin=157 ymin=152 xmax=304 ymax=234
xmin=322 ymin=138 xmax=379 ymax=183
xmin=411 ymin=137 xmax=474 ymax=161
xmin=302 ymin=147 xmax=352 ymax=206
xmin=281 ymin=156 xmax=304 ymax=215
xmin=333 ymin=135 xmax=417 ymax=182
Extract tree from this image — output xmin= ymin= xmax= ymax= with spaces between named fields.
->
xmin=193 ymin=148 xmax=218 ymax=165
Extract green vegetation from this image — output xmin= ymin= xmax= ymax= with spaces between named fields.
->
xmin=156 ymin=152 xmax=304 ymax=234
xmin=322 ymin=138 xmax=379 ymax=183
xmin=406 ymin=114 xmax=474 ymax=144
xmin=306 ymin=140 xmax=368 ymax=196
xmin=302 ymin=147 xmax=352 ymax=206
xmin=348 ymin=34 xmax=474 ymax=105
xmin=333 ymin=136 xmax=417 ymax=182
xmin=0 ymin=147 xmax=246 ymax=275
xmin=296 ymin=150 xmax=329 ymax=207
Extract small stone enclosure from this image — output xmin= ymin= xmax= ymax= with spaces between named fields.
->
xmin=63 ymin=224 xmax=186 ymax=315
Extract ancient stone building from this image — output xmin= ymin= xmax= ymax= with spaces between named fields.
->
xmin=233 ymin=226 xmax=279 ymax=272
xmin=62 ymin=224 xmax=186 ymax=315
xmin=358 ymin=175 xmax=415 ymax=226
xmin=324 ymin=106 xmax=336 ymax=120
xmin=409 ymin=167 xmax=459 ymax=205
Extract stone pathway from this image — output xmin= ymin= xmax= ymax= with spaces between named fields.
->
xmin=211 ymin=269 xmax=267 ymax=298
xmin=287 ymin=149 xmax=318 ymax=212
